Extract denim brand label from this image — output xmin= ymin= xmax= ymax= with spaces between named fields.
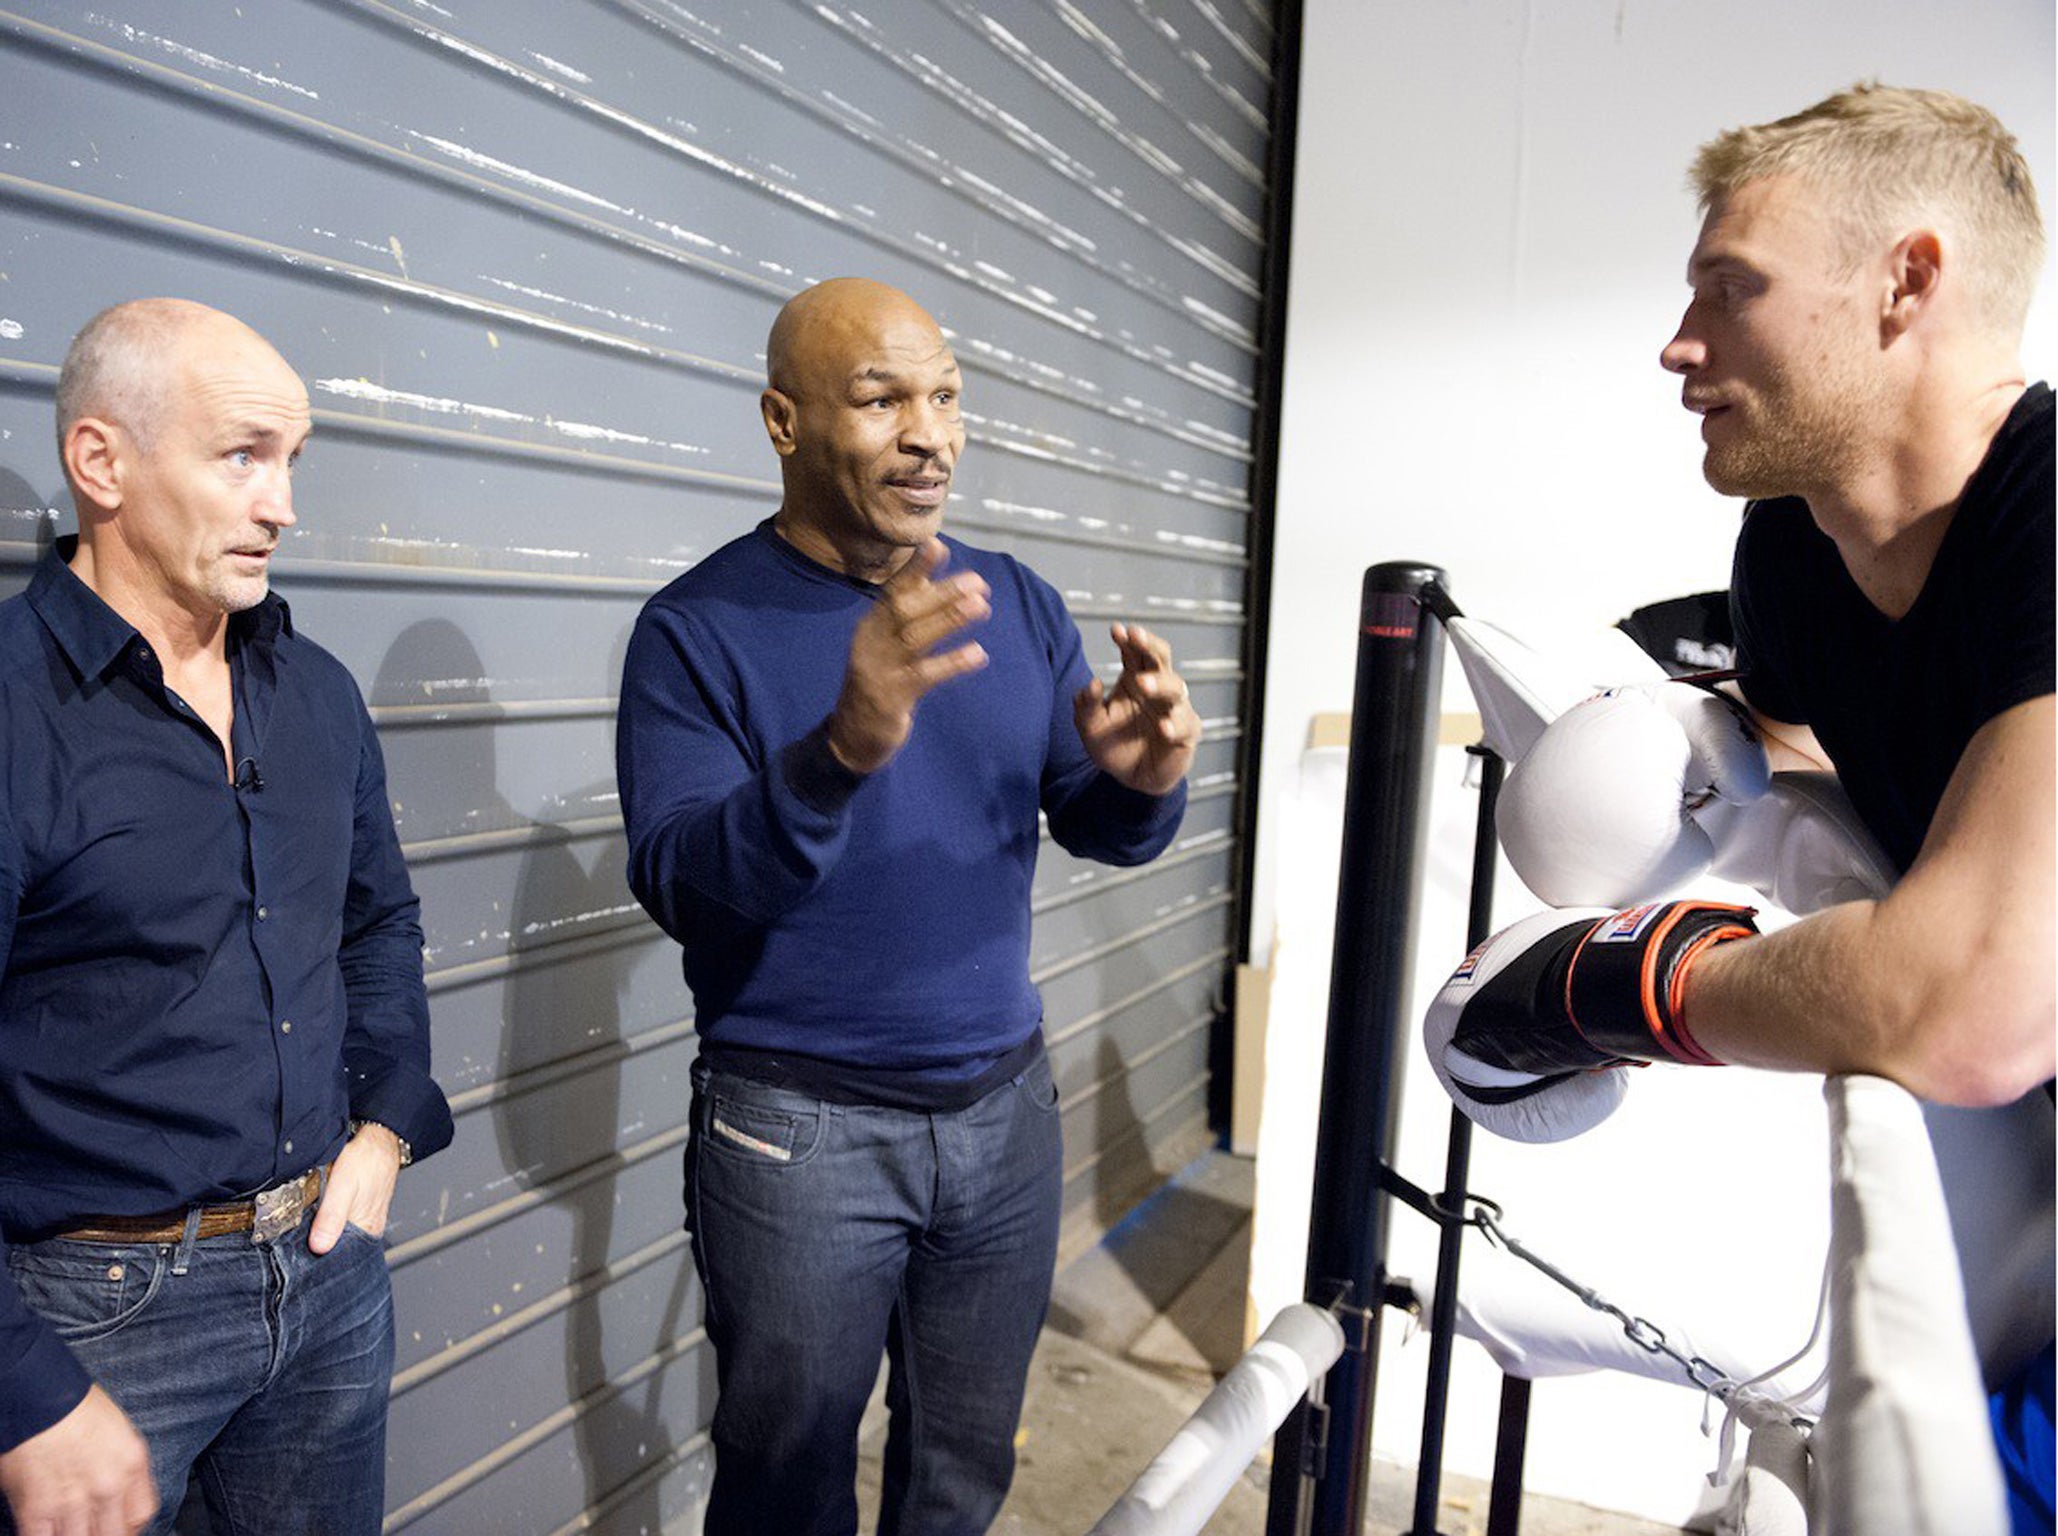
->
xmin=712 ymin=1115 xmax=792 ymax=1162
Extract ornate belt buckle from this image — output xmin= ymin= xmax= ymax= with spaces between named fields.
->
xmin=251 ymin=1176 xmax=306 ymax=1244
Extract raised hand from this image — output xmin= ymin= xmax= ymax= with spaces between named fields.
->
xmin=1073 ymin=623 xmax=1201 ymax=797
xmin=828 ymin=538 xmax=991 ymax=775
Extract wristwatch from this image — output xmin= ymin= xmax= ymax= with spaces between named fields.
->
xmin=349 ymin=1119 xmax=414 ymax=1167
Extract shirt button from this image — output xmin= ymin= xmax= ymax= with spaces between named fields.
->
xmin=283 ymin=1140 xmax=294 ymax=1156
xmin=257 ymin=906 xmax=269 ymax=921
xmin=279 ymin=1020 xmax=292 ymax=1034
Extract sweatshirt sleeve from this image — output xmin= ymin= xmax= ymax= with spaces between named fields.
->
xmin=617 ymin=599 xmax=867 ymax=938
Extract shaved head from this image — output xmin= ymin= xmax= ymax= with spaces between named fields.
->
xmin=766 ymin=278 xmax=947 ymax=399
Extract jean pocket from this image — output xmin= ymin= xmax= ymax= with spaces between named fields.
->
xmin=1014 ymin=1052 xmax=1061 ymax=1114
xmin=338 ymin=1221 xmax=386 ymax=1251
xmin=7 ymin=1239 xmax=167 ymax=1345
xmin=703 ymin=1089 xmax=824 ymax=1169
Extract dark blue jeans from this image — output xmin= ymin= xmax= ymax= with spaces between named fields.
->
xmin=688 ymin=1049 xmax=1063 ymax=1536
xmin=1 ymin=1210 xmax=394 ymax=1536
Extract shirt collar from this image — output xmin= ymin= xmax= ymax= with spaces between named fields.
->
xmin=26 ymin=535 xmax=294 ymax=678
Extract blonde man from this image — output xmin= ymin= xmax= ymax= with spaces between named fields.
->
xmin=1431 ymin=86 xmax=2053 ymax=1531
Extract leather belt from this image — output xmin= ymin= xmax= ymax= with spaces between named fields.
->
xmin=60 ymin=1166 xmax=329 ymax=1246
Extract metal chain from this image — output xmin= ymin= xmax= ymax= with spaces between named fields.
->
xmin=1453 ymin=1195 xmax=1816 ymax=1427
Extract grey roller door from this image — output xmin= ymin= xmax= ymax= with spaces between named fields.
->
xmin=0 ymin=2 xmax=1281 ymax=1529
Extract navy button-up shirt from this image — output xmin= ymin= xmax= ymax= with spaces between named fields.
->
xmin=0 ymin=542 xmax=454 ymax=1448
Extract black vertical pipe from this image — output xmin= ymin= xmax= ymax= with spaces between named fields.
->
xmin=1217 ymin=0 xmax=1305 ymax=1134
xmin=1406 ymin=748 xmax=1503 ymax=1536
xmin=1459 ymin=752 xmax=1504 ymax=957
xmin=1265 ymin=562 xmax=1447 ymax=1536
xmin=1230 ymin=0 xmax=1304 ymax=974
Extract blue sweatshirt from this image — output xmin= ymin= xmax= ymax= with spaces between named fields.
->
xmin=617 ymin=521 xmax=1185 ymax=1082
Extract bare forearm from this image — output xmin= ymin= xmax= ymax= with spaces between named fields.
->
xmin=1689 ymin=697 xmax=2056 ymax=1105
xmin=1685 ymin=895 xmax=2054 ymax=1105
xmin=1687 ymin=900 xmax=1898 ymax=1076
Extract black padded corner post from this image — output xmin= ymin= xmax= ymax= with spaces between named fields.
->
xmin=1266 ymin=562 xmax=1448 ymax=1536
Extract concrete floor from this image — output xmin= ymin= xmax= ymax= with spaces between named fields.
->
xmin=860 ymin=1151 xmax=1685 ymax=1536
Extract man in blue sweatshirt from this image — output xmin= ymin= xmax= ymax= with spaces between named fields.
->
xmin=617 ymin=277 xmax=1200 ymax=1535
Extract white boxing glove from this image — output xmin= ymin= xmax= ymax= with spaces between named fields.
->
xmin=1421 ymin=908 xmax=1632 ymax=1144
xmin=1698 ymin=770 xmax=1896 ymax=915
xmin=1497 ymin=680 xmax=1770 ymax=909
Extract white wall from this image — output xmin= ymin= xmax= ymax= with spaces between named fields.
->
xmin=1250 ymin=0 xmax=2058 ymax=966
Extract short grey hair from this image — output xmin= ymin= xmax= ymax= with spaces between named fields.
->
xmin=54 ymin=298 xmax=207 ymax=459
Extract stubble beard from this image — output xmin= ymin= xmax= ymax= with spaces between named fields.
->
xmin=203 ymin=553 xmax=273 ymax=615
xmin=1702 ymin=349 xmax=1880 ymax=503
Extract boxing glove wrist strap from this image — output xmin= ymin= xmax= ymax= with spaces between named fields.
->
xmin=1562 ymin=900 xmax=1757 ymax=1066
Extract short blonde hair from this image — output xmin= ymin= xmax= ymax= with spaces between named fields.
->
xmin=1692 ymin=83 xmax=2045 ymax=334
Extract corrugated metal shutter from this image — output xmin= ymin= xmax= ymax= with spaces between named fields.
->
xmin=0 ymin=2 xmax=1278 ymax=1529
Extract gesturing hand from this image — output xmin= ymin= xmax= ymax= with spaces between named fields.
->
xmin=828 ymin=538 xmax=991 ymax=775
xmin=1074 ymin=623 xmax=1201 ymax=797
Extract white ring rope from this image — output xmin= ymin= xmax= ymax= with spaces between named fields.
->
xmin=1085 ymin=1303 xmax=1345 ymax=1536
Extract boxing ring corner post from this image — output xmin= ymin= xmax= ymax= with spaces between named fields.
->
xmin=1262 ymin=563 xmax=1531 ymax=1536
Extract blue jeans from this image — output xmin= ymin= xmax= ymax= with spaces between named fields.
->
xmin=1 ymin=1209 xmax=394 ymax=1536
xmin=687 ymin=1049 xmax=1063 ymax=1536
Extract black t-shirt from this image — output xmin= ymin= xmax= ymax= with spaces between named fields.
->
xmin=1730 ymin=383 xmax=2055 ymax=874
